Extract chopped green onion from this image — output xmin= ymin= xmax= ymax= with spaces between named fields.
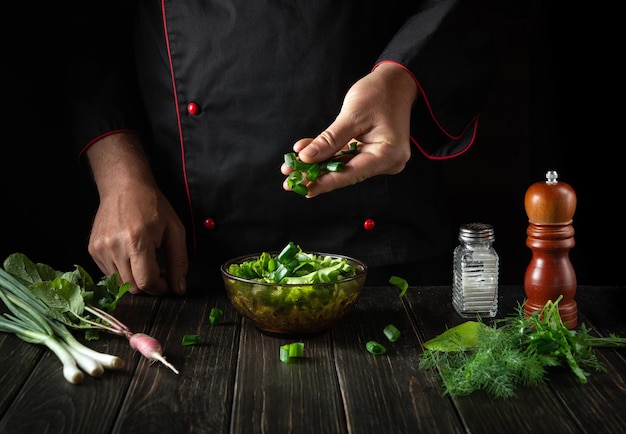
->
xmin=291 ymin=183 xmax=309 ymax=196
xmin=284 ymin=152 xmax=297 ymax=168
xmin=182 ymin=334 xmax=200 ymax=346
xmin=269 ymin=264 xmax=289 ymax=282
xmin=389 ymin=275 xmax=409 ymax=297
xmin=286 ymin=171 xmax=308 ymax=196
xmin=366 ymin=340 xmax=386 ymax=355
xmin=342 ymin=141 xmax=359 ymax=154
xmin=277 ymin=241 xmax=300 ymax=264
xmin=322 ymin=161 xmax=344 ymax=172
xmin=268 ymin=258 xmax=278 ymax=272
xmin=209 ymin=307 xmax=223 ymax=325
xmin=280 ymin=342 xmax=305 ymax=363
xmin=283 ymin=145 xmax=358 ymax=196
xmin=280 ymin=345 xmax=291 ymax=363
xmin=305 ymin=163 xmax=321 ymax=181
xmin=284 ymin=152 xmax=310 ymax=171
xmin=288 ymin=342 xmax=305 ymax=358
xmin=383 ymin=324 xmax=401 ymax=342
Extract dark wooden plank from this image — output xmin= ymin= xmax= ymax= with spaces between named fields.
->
xmin=112 ymin=291 xmax=241 ymax=434
xmin=575 ymin=286 xmax=626 ymax=336
xmin=2 ymin=285 xmax=624 ymax=434
xmin=332 ymin=286 xmax=465 ymax=434
xmin=0 ymin=317 xmax=45 ymax=416
xmin=0 ymin=294 xmax=158 ymax=434
xmin=404 ymin=285 xmax=582 ymax=434
xmin=230 ymin=317 xmax=346 ymax=434
xmin=543 ymin=287 xmax=626 ymax=433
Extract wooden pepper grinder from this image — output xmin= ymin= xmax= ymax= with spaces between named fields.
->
xmin=523 ymin=170 xmax=578 ymax=329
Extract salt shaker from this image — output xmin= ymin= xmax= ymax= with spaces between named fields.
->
xmin=452 ymin=222 xmax=499 ymax=318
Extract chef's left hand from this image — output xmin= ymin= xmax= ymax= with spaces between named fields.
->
xmin=281 ymin=61 xmax=419 ymax=198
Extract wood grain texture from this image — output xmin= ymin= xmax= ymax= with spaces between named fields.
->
xmin=1 ymin=285 xmax=625 ymax=434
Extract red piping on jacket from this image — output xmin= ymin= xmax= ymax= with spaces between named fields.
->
xmin=373 ymin=60 xmax=478 ymax=161
xmin=77 ymin=129 xmax=142 ymax=158
xmin=161 ymin=0 xmax=197 ymax=253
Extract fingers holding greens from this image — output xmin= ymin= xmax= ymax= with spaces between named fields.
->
xmin=284 ymin=141 xmax=359 ymax=196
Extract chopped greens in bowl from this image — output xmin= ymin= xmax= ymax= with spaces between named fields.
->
xmin=221 ymin=242 xmax=367 ymax=337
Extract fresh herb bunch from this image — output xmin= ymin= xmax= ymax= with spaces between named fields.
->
xmin=419 ymin=296 xmax=626 ymax=398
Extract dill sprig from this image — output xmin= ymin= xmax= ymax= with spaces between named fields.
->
xmin=419 ymin=296 xmax=626 ymax=399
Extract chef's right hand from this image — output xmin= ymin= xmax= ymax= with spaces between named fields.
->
xmin=282 ymin=62 xmax=419 ymax=198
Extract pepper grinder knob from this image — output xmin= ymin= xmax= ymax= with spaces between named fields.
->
xmin=523 ymin=170 xmax=578 ymax=328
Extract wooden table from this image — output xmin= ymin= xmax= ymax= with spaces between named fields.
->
xmin=1 ymin=284 xmax=625 ymax=434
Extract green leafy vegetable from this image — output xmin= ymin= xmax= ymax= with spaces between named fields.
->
xmin=419 ymin=296 xmax=626 ymax=398
xmin=4 ymin=253 xmax=130 ymax=341
xmin=423 ymin=321 xmax=484 ymax=351
xmin=3 ymin=252 xmax=127 ymax=314
xmin=284 ymin=141 xmax=359 ymax=196
xmin=227 ymin=242 xmax=357 ymax=285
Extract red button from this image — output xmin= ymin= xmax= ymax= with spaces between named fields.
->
xmin=363 ymin=219 xmax=376 ymax=231
xmin=203 ymin=218 xmax=216 ymax=230
xmin=187 ymin=102 xmax=200 ymax=115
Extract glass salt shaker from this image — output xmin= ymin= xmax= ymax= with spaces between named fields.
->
xmin=452 ymin=222 xmax=499 ymax=318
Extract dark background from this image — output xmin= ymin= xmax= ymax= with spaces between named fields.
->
xmin=2 ymin=2 xmax=622 ymax=286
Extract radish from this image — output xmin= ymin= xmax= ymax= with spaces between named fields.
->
xmin=128 ymin=332 xmax=179 ymax=374
xmin=82 ymin=305 xmax=179 ymax=374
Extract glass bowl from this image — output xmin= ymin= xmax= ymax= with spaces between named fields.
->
xmin=221 ymin=252 xmax=367 ymax=337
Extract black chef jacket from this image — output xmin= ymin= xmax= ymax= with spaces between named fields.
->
xmin=69 ymin=0 xmax=497 ymax=285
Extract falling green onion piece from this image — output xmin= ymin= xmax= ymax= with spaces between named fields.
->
xmin=209 ymin=307 xmax=223 ymax=325
xmin=280 ymin=342 xmax=305 ymax=363
xmin=366 ymin=340 xmax=386 ymax=355
xmin=389 ymin=275 xmax=409 ymax=297
xmin=182 ymin=334 xmax=201 ymax=346
xmin=383 ymin=324 xmax=401 ymax=342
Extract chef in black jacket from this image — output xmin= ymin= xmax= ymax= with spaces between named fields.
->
xmin=69 ymin=0 xmax=497 ymax=295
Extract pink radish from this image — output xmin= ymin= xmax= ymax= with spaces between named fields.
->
xmin=80 ymin=306 xmax=178 ymax=375
xmin=127 ymin=332 xmax=179 ymax=374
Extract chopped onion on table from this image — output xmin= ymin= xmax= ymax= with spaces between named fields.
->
xmin=366 ymin=340 xmax=386 ymax=355
xmin=383 ymin=324 xmax=401 ymax=342
xmin=280 ymin=342 xmax=305 ymax=363
xmin=209 ymin=307 xmax=223 ymax=325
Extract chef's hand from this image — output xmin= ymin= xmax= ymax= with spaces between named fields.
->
xmin=281 ymin=61 xmax=419 ymax=198
xmin=85 ymin=133 xmax=188 ymax=296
